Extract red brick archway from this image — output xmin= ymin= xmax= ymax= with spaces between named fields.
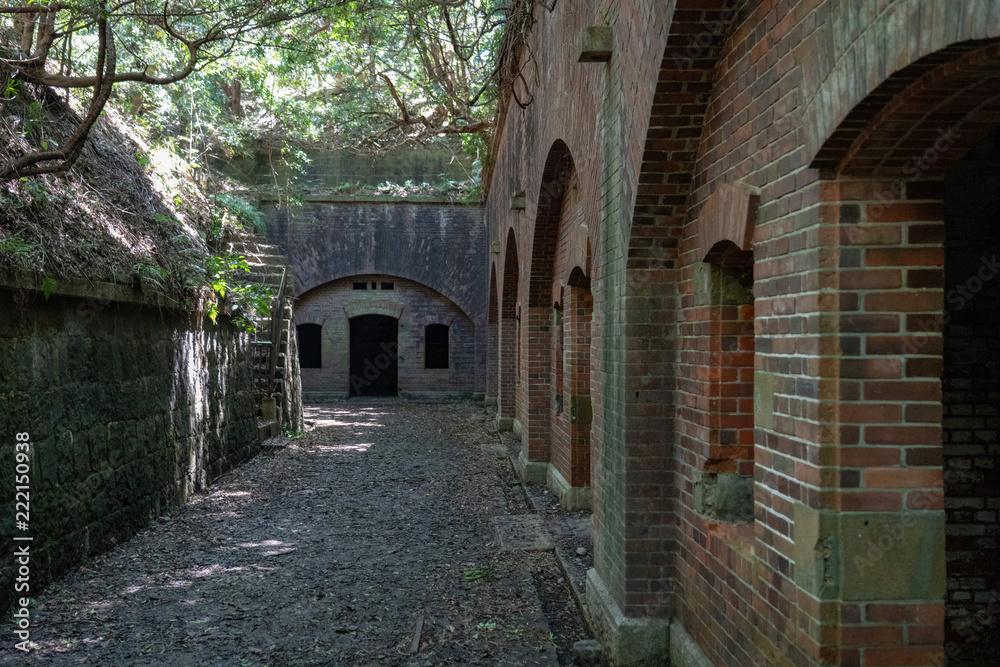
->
xmin=487 ymin=263 xmax=499 ymax=405
xmin=813 ymin=40 xmax=1000 ymax=666
xmin=520 ymin=141 xmax=576 ymax=466
xmin=604 ymin=0 xmax=739 ymax=622
xmin=498 ymin=229 xmax=519 ymax=423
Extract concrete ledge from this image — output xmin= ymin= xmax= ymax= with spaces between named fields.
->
xmin=547 ymin=464 xmax=592 ymax=511
xmin=669 ymin=620 xmax=712 ymax=667
xmin=512 ymin=418 xmax=523 ymax=437
xmin=484 ymin=395 xmax=498 ymax=407
xmin=496 ymin=416 xmax=513 ymax=431
xmin=0 ymin=271 xmax=190 ymax=310
xmin=585 ymin=569 xmax=669 ymax=666
xmin=514 ymin=450 xmax=548 ymax=484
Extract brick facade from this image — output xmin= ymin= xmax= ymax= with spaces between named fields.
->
xmin=485 ymin=1 xmax=1000 ymax=665
xmin=264 ymin=198 xmax=487 ymax=397
xmin=295 ymin=275 xmax=477 ymax=399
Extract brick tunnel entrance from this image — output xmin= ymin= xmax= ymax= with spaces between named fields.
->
xmin=942 ymin=129 xmax=1000 ymax=665
xmin=349 ymin=315 xmax=399 ymax=397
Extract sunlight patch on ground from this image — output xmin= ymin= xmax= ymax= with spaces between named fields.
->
xmin=304 ymin=405 xmax=390 ymax=430
xmin=237 ymin=540 xmax=297 ymax=556
xmin=313 ymin=443 xmax=373 ymax=453
xmin=210 ymin=490 xmax=251 ymax=498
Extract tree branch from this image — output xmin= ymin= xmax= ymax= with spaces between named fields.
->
xmin=1 ymin=4 xmax=117 ymax=180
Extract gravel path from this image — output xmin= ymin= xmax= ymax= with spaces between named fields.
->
xmin=2 ymin=400 xmax=590 ymax=666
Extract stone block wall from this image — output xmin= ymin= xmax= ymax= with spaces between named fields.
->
xmin=0 ymin=284 xmax=258 ymax=615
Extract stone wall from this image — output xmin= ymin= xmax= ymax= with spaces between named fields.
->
xmin=0 ymin=282 xmax=259 ymax=614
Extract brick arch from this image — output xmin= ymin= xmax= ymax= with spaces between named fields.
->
xmin=809 ymin=38 xmax=1000 ymax=665
xmin=519 ymin=140 xmax=578 ymax=472
xmin=607 ymin=0 xmax=739 ymax=622
xmin=691 ymin=182 xmax=759 ymax=262
xmin=568 ymin=265 xmax=590 ymax=289
xmin=528 ymin=140 xmax=575 ymax=308
xmin=814 ymin=41 xmax=1000 ymax=177
xmin=487 ymin=262 xmax=499 ymax=403
xmin=801 ymin=0 xmax=1000 ymax=170
xmin=501 ymin=228 xmax=519 ymax=319
xmin=343 ymin=299 xmax=405 ymax=320
xmin=498 ymin=228 xmax=519 ymax=422
xmin=627 ymin=0 xmax=738 ymax=268
xmin=297 ymin=273 xmax=475 ymax=323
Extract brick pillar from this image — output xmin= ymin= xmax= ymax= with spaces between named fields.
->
xmin=522 ymin=306 xmax=552 ymax=464
xmin=497 ymin=316 xmax=517 ymax=423
xmin=567 ymin=283 xmax=593 ymax=487
xmin=487 ymin=271 xmax=499 ymax=405
xmin=825 ymin=179 xmax=947 ymax=666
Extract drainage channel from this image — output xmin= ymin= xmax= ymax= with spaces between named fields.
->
xmin=484 ymin=420 xmax=601 ymax=666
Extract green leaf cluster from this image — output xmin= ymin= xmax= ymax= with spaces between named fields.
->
xmin=205 ymin=252 xmax=274 ymax=330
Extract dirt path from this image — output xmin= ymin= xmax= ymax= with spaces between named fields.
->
xmin=3 ymin=401 xmax=591 ymax=666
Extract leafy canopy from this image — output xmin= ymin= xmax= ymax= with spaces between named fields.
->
xmin=0 ymin=0 xmax=514 ymax=178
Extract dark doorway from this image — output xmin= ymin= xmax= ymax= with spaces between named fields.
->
xmin=349 ymin=315 xmax=399 ymax=397
xmin=942 ymin=130 xmax=1000 ymax=666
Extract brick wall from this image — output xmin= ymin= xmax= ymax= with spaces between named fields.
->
xmin=264 ymin=199 xmax=487 ymax=394
xmin=0 ymin=284 xmax=258 ymax=615
xmin=295 ymin=274 xmax=477 ymax=398
xmin=486 ymin=1 xmax=1000 ymax=665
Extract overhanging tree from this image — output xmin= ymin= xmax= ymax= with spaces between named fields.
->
xmin=0 ymin=0 xmax=532 ymax=179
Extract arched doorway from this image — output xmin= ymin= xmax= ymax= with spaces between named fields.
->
xmin=487 ymin=263 xmax=499 ymax=406
xmin=565 ymin=266 xmax=594 ymax=500
xmin=812 ymin=39 xmax=1000 ymax=666
xmin=521 ymin=140 xmax=576 ymax=480
xmin=499 ymin=229 xmax=520 ymax=427
xmin=349 ymin=315 xmax=398 ymax=397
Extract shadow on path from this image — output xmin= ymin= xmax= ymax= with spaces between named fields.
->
xmin=2 ymin=400 xmax=580 ymax=666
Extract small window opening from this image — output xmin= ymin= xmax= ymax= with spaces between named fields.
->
xmin=381 ymin=282 xmax=394 ymax=290
xmin=371 ymin=282 xmax=377 ymax=289
xmin=425 ymin=324 xmax=450 ymax=369
xmin=297 ymin=323 xmax=322 ymax=368
xmin=353 ymin=282 xmax=367 ymax=290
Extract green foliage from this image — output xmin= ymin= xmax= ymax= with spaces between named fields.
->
xmin=0 ymin=236 xmax=36 ymax=259
xmin=205 ymin=252 xmax=274 ymax=331
xmin=214 ymin=194 xmax=267 ymax=235
xmin=462 ymin=566 xmax=494 ymax=582
xmin=327 ymin=175 xmax=481 ymax=201
xmin=41 ymin=276 xmax=56 ymax=301
xmin=132 ymin=261 xmax=169 ymax=288
xmin=2 ymin=0 xmax=511 ymax=193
